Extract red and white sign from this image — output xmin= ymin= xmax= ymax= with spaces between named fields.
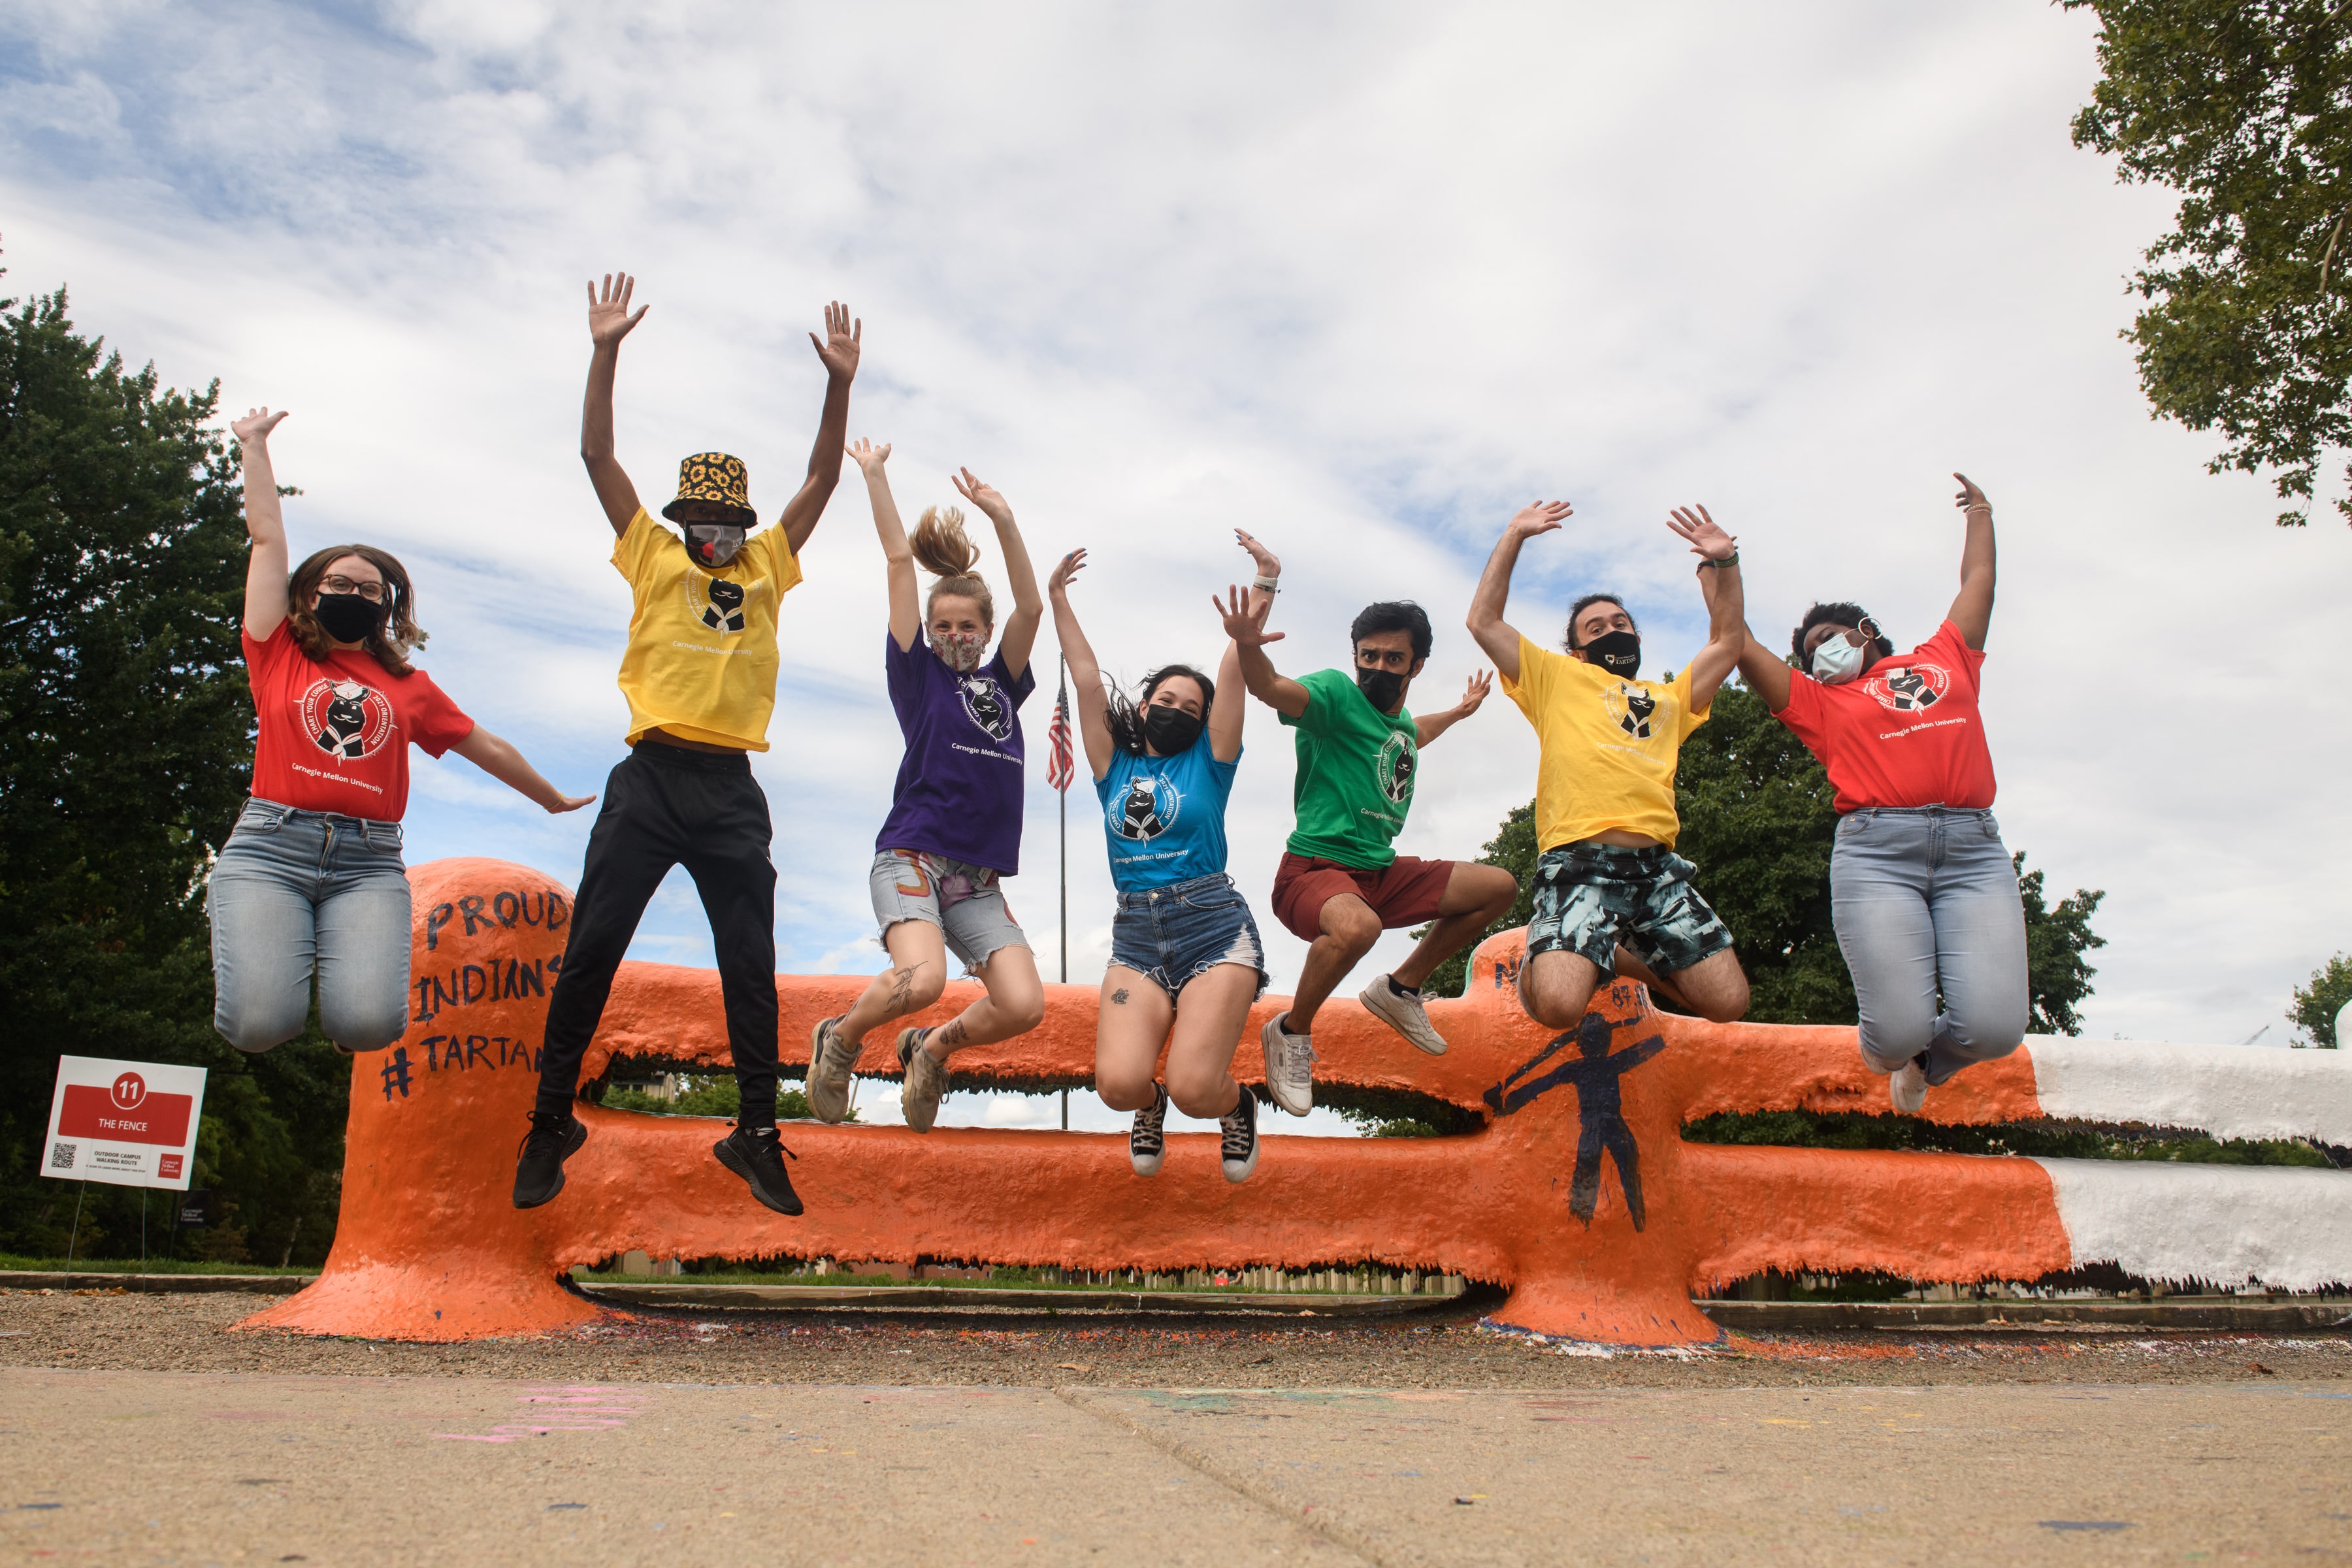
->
xmin=42 ymin=1056 xmax=207 ymax=1191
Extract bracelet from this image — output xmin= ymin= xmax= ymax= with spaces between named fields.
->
xmin=1702 ymin=551 xmax=1740 ymax=568
xmin=1965 ymin=502 xmax=1992 ymax=514
xmin=1253 ymin=574 xmax=1281 ymax=591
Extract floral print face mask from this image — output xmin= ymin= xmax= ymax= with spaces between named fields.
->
xmin=933 ymin=630 xmax=987 ymax=673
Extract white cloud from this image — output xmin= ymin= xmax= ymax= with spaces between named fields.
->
xmin=6 ymin=0 xmax=2349 ymax=1060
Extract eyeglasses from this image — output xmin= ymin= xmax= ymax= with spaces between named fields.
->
xmin=318 ymin=574 xmax=388 ymax=603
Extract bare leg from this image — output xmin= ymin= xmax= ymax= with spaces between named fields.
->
xmin=1656 ymin=946 xmax=1750 ymax=1023
xmin=1392 ymin=862 xmax=1520 ymax=990
xmin=923 ymin=942 xmax=1047 ymax=1060
xmin=1611 ymin=945 xmax=1696 ymax=1010
xmin=1094 ymin=964 xmax=1175 ymax=1114
xmin=1162 ymin=964 xmax=1259 ymax=1120
xmin=1520 ymin=949 xmax=1609 ymax=1030
xmin=1286 ymin=894 xmax=1380 ymax=1034
xmin=837 ymin=919 xmax=946 ymax=1045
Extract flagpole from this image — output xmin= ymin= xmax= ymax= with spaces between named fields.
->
xmin=1058 ymin=652 xmax=1070 ymax=1132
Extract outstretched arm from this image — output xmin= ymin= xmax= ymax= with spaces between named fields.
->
xmin=849 ymin=440 xmax=920 ymax=651
xmin=1695 ymin=555 xmax=1791 ymax=711
xmin=451 ymin=727 xmax=597 ymax=814
xmin=1667 ymin=504 xmax=1744 ymax=711
xmin=1208 ymin=531 xmax=1281 ymax=760
xmin=955 ymin=469 xmax=1043 ymax=680
xmin=233 ymin=407 xmax=291 ymax=642
xmin=1213 ymin=585 xmax=1309 ymax=718
xmin=1413 ymin=669 xmax=1494 ymax=747
xmin=1948 ymin=472 xmax=1995 ymax=651
xmin=1045 ymin=550 xmax=1116 ymax=781
xmin=1466 ymin=501 xmax=1573 ymax=681
xmin=776 ymin=302 xmax=862 ymax=556
xmin=581 ymin=272 xmax=649 ymax=537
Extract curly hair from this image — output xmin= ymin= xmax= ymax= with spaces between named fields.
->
xmin=1104 ymin=664 xmax=1216 ymax=755
xmin=286 ymin=544 xmax=426 ymax=677
xmin=910 ymin=505 xmax=994 ymax=627
xmin=1789 ymin=601 xmax=1893 ymax=673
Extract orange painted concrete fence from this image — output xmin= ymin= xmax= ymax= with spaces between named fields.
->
xmin=244 ymin=858 xmax=2070 ymax=1346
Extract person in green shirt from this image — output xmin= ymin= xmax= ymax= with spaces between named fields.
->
xmin=1217 ymin=578 xmax=1518 ymax=1115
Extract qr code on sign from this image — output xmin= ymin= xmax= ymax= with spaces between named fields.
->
xmin=49 ymin=1141 xmax=76 ymax=1169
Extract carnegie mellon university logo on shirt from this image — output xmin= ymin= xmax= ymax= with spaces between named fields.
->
xmin=679 ymin=571 xmax=749 ymax=634
xmin=301 ymin=678 xmax=396 ymax=759
xmin=1109 ymin=772 xmax=1181 ymax=841
xmin=1859 ymin=661 xmax=1950 ymax=713
xmin=1602 ymin=680 xmax=1663 ymax=741
xmin=958 ymin=674 xmax=1013 ymax=742
xmin=1375 ymin=731 xmax=1416 ymax=806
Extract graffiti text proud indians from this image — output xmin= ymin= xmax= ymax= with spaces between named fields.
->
xmin=379 ymin=887 xmax=569 ymax=1103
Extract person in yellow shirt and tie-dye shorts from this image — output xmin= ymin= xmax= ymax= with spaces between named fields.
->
xmin=1466 ymin=499 xmax=1752 ymax=1032
xmin=515 ymin=272 xmax=861 ymax=1218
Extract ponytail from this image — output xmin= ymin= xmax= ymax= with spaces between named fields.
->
xmin=911 ymin=505 xmax=994 ymax=625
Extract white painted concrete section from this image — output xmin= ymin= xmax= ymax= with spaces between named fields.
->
xmin=2026 ymin=1034 xmax=2352 ymax=1144
xmin=2036 ymin=1156 xmax=2352 ymax=1291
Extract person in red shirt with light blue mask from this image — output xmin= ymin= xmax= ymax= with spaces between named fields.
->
xmin=1708 ymin=472 xmax=2027 ymax=1113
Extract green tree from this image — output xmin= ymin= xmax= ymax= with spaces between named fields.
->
xmin=0 ymin=277 xmax=343 ymax=1265
xmin=2066 ymin=1 xmax=2352 ymax=525
xmin=2290 ymin=953 xmax=2352 ymax=1047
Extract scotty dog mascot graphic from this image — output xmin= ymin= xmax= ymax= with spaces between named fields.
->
xmin=960 ymin=674 xmax=1012 ymax=742
xmin=1865 ymin=663 xmax=1947 ymax=713
xmin=1603 ymin=682 xmax=1657 ymax=741
xmin=1111 ymin=772 xmax=1180 ymax=841
xmin=1376 ymin=732 xmax=1416 ymax=807
xmin=698 ymin=576 xmax=747 ymax=634
xmin=302 ymin=678 xmax=395 ymax=759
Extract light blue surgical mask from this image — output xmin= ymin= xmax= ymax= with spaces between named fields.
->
xmin=1810 ymin=619 xmax=1880 ymax=685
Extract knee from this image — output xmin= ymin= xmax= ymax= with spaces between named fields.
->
xmin=1475 ymin=867 xmax=1520 ymax=919
xmin=1321 ymin=907 xmax=1381 ymax=958
xmin=215 ymin=1012 xmax=299 ymax=1055
xmin=995 ymin=980 xmax=1046 ymax=1035
xmin=902 ymin=968 xmax=947 ymax=1013
xmin=1948 ymin=1007 xmax=2027 ymax=1062
xmin=1167 ymin=1068 xmax=1235 ymax=1120
xmin=1519 ymin=974 xmax=1590 ymax=1032
xmin=1096 ymin=1068 xmax=1158 ymax=1113
xmin=1694 ymin=975 xmax=1751 ymax=1026
xmin=320 ymin=998 xmax=409 ymax=1053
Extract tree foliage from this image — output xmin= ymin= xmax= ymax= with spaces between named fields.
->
xmin=2067 ymin=1 xmax=2352 ymax=525
xmin=0 ymin=276 xmax=343 ymax=1265
xmin=2291 ymin=952 xmax=2352 ymax=1047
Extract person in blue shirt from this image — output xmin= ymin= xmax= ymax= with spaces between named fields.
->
xmin=1046 ymin=533 xmax=1278 ymax=1183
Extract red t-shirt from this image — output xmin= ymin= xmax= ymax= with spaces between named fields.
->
xmin=242 ymin=623 xmax=475 ymax=821
xmin=1770 ymin=619 xmax=1995 ymax=813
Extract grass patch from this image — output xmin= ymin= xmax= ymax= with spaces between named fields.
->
xmin=0 ymin=1254 xmax=318 ymax=1277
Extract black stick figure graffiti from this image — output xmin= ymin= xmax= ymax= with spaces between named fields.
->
xmin=1484 ymin=1009 xmax=1665 ymax=1230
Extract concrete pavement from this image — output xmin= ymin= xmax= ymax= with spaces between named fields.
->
xmin=3 ymin=1367 xmax=2347 ymax=1565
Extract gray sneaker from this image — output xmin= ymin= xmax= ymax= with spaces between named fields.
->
xmin=806 ymin=1015 xmax=858 ymax=1124
xmin=1358 ymin=973 xmax=1448 ymax=1056
xmin=1889 ymin=1054 xmax=1929 ymax=1115
xmin=898 ymin=1027 xmax=951 ymax=1133
xmin=1261 ymin=1011 xmax=1315 ymax=1117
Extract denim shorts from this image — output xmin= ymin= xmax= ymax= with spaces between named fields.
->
xmin=1524 ymin=840 xmax=1734 ymax=977
xmin=1109 ymin=872 xmax=1270 ymax=1002
xmin=870 ymin=849 xmax=1030 ymax=973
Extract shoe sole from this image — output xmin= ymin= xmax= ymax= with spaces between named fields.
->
xmin=512 ymin=1119 xmax=588 ymax=1211
xmin=712 ymin=1135 xmax=805 ymax=1217
xmin=1130 ymin=1149 xmax=1164 ymax=1177
xmin=1358 ymin=978 xmax=1448 ymax=1056
xmin=807 ymin=1017 xmax=851 ymax=1124
xmin=1260 ymin=1014 xmax=1313 ymax=1117
xmin=898 ymin=1027 xmax=943 ymax=1134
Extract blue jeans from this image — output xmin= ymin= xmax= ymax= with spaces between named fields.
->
xmin=207 ymin=798 xmax=412 ymax=1053
xmin=1109 ymin=872 xmax=1269 ymax=1001
xmin=1830 ymin=806 xmax=2029 ymax=1085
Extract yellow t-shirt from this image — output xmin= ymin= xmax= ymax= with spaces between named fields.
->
xmin=1501 ymin=634 xmax=1710 ymax=851
xmin=610 ymin=508 xmax=802 ymax=751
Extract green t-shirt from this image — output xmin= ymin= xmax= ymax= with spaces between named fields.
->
xmin=1279 ymin=668 xmax=1418 ymax=868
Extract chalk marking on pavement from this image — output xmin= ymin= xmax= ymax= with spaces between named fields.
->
xmin=433 ymin=1383 xmax=647 ymax=1443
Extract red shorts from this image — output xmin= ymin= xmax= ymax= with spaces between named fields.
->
xmin=1269 ymin=851 xmax=1456 ymax=943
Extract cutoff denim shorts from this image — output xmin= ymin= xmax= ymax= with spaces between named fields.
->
xmin=1109 ymin=872 xmax=1270 ymax=1002
xmin=870 ymin=848 xmax=1030 ymax=973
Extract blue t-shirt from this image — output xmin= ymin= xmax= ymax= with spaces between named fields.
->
xmin=875 ymin=631 xmax=1034 ymax=875
xmin=1094 ymin=730 xmax=1239 ymax=890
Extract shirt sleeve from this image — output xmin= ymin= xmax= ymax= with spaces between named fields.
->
xmin=992 ymin=651 xmax=1039 ymax=708
xmin=753 ymin=526 xmax=804 ymax=597
xmin=1672 ymin=670 xmax=1711 ymax=738
xmin=1280 ymin=668 xmax=1337 ymax=732
xmin=610 ymin=508 xmax=663 ymax=583
xmin=1772 ymin=668 xmax=1823 ymax=746
xmin=402 ymin=671 xmax=476 ymax=758
xmin=1923 ymin=619 xmax=1985 ymax=696
xmin=1501 ymin=635 xmax=1556 ymax=725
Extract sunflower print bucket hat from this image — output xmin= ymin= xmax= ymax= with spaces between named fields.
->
xmin=661 ymin=452 xmax=756 ymax=527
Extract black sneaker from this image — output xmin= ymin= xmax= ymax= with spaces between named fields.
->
xmin=1219 ymin=1089 xmax=1260 ymax=1184
xmin=1130 ymin=1084 xmax=1168 ymax=1177
xmin=512 ymin=1111 xmax=587 ymax=1209
xmin=713 ymin=1123 xmax=804 ymax=1216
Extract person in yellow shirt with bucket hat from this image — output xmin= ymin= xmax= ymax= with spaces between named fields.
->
xmin=515 ymin=271 xmax=860 ymax=1217
xmin=1466 ymin=498 xmax=1752 ymax=1033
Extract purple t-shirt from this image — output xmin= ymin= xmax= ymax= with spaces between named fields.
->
xmin=875 ymin=630 xmax=1036 ymax=874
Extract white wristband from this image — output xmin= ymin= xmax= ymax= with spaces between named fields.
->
xmin=1253 ymin=574 xmax=1281 ymax=592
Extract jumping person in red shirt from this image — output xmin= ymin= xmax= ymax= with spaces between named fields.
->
xmin=1708 ymin=472 xmax=2026 ymax=1112
xmin=212 ymin=408 xmax=592 ymax=1057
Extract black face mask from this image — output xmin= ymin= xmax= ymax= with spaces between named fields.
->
xmin=1143 ymin=704 xmax=1205 ymax=755
xmin=314 ymin=591 xmax=385 ymax=645
xmin=1580 ymin=629 xmax=1641 ymax=680
xmin=1356 ymin=664 xmax=1407 ymax=711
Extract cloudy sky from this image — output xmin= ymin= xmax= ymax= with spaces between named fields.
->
xmin=7 ymin=1 xmax=2349 ymax=1134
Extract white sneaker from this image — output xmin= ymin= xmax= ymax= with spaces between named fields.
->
xmin=1130 ymin=1084 xmax=1168 ymax=1177
xmin=1358 ymin=973 xmax=1448 ymax=1056
xmin=1889 ymin=1055 xmax=1929 ymax=1115
xmin=898 ymin=1028 xmax=950 ymax=1133
xmin=1261 ymin=1012 xmax=1315 ymax=1117
xmin=806 ymin=1015 xmax=858 ymax=1124
xmin=1219 ymin=1090 xmax=1260 ymax=1184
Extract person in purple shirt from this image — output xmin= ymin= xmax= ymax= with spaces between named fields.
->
xmin=806 ymin=437 xmax=1047 ymax=1132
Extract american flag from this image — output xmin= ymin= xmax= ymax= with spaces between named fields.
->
xmin=1045 ymin=673 xmax=1074 ymax=792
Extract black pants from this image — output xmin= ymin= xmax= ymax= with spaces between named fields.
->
xmin=533 ymin=742 xmax=779 ymax=1126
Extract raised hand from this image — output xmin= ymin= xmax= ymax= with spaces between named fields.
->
xmin=1953 ymin=472 xmax=1990 ymax=512
xmin=1235 ymin=529 xmax=1281 ymax=580
xmin=1048 ymin=548 xmax=1088 ymax=597
xmin=952 ymin=467 xmax=1013 ymax=525
xmin=232 ymin=406 xmax=288 ymax=446
xmin=1665 ymin=504 xmax=1737 ymax=561
xmin=587 ymin=272 xmax=648 ymax=348
xmin=811 ymin=301 xmax=860 ymax=381
xmin=1458 ymin=668 xmax=1494 ymax=714
xmin=1508 ymin=500 xmax=1573 ymax=540
xmin=847 ymin=436 xmax=891 ymax=475
xmin=1213 ymin=585 xmax=1284 ymax=647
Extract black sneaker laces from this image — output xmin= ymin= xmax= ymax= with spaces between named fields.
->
xmin=518 ymin=1110 xmax=572 ymax=1158
xmin=1220 ymin=1096 xmax=1254 ymax=1158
